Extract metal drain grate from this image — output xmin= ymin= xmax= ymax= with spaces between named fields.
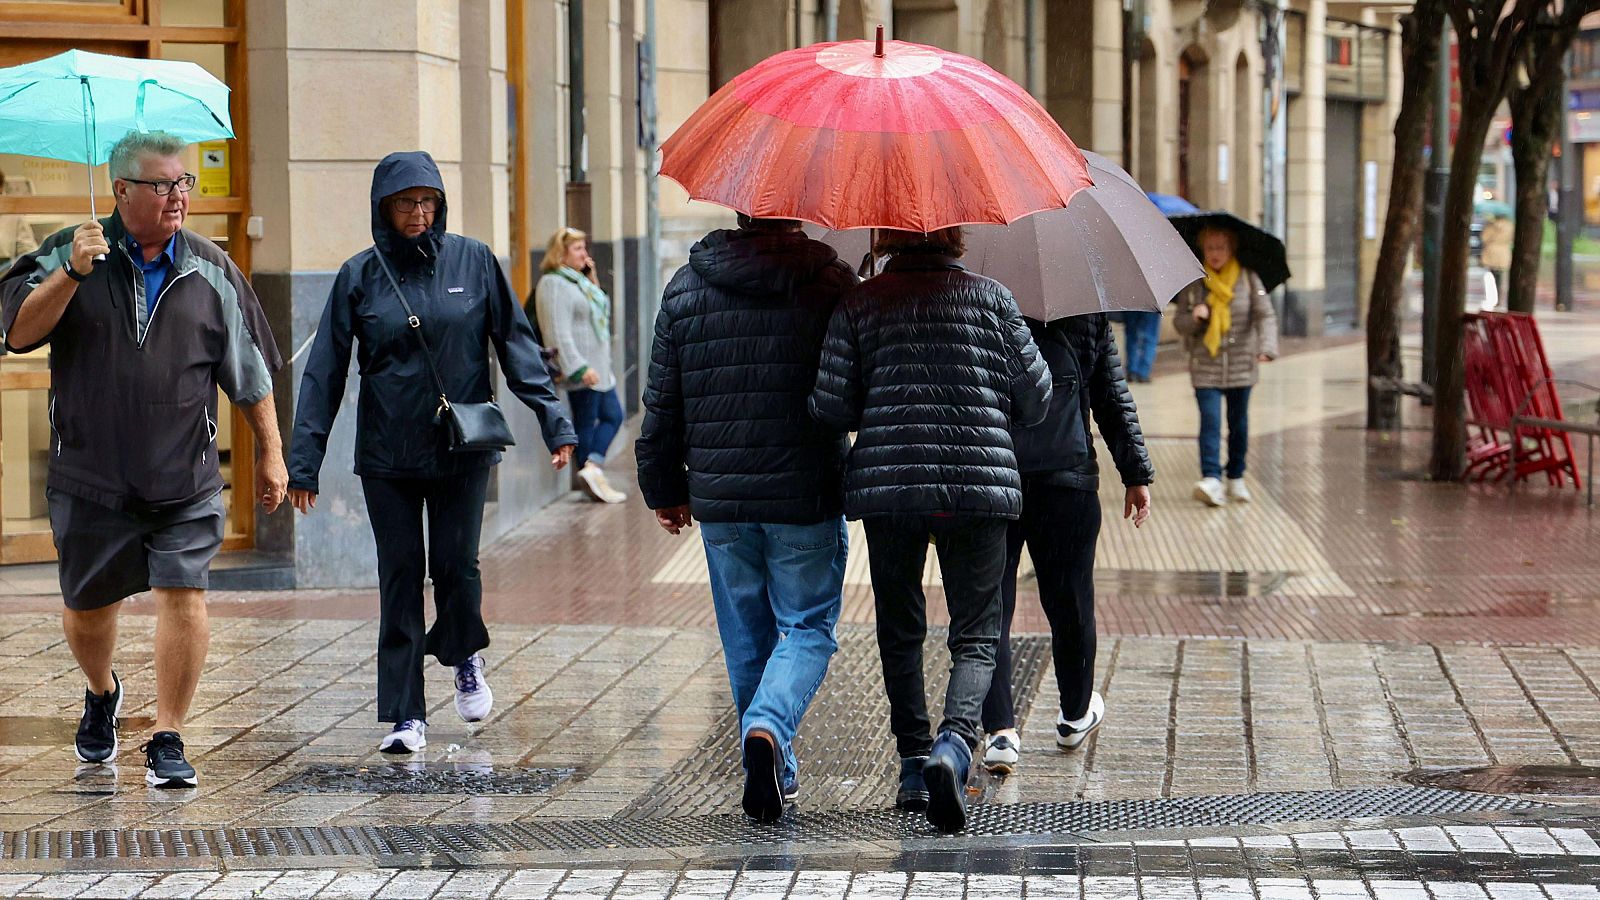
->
xmin=0 ymin=788 xmax=1542 ymax=860
xmin=621 ymin=627 xmax=1054 ymax=819
xmin=269 ymin=763 xmax=578 ymax=795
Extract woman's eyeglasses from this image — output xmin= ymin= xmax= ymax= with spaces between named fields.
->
xmin=391 ymin=196 xmax=442 ymax=214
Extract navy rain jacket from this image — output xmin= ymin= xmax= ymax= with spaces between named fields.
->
xmin=288 ymin=151 xmax=575 ymax=491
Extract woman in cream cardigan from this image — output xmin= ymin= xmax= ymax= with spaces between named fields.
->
xmin=534 ymin=228 xmax=626 ymax=503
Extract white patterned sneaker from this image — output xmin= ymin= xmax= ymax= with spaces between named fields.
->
xmin=379 ymin=719 xmax=427 ymax=754
xmin=453 ymin=654 xmax=494 ymax=722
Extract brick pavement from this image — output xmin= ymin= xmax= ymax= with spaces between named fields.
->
xmin=0 ymin=309 xmax=1596 ymax=890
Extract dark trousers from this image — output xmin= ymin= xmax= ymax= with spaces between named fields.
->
xmin=982 ymin=484 xmax=1102 ymax=732
xmin=361 ymin=467 xmax=492 ymax=723
xmin=864 ymin=514 xmax=1009 ymax=757
xmin=568 ymin=387 xmax=624 ymax=469
xmin=1196 ymin=385 xmax=1252 ymax=479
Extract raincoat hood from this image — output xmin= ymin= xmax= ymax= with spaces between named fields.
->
xmin=371 ymin=150 xmax=448 ymax=264
xmin=688 ymin=228 xmax=840 ymax=296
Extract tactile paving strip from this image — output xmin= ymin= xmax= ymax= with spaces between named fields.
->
xmin=0 ymin=788 xmax=1542 ymax=860
xmin=620 ymin=627 xmax=1055 ymax=819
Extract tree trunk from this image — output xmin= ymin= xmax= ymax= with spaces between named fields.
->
xmin=1368 ymin=0 xmax=1444 ymax=430
xmin=1430 ymin=98 xmax=1500 ymax=481
xmin=1506 ymin=63 xmax=1564 ymax=313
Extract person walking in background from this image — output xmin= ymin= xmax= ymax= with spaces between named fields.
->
xmin=534 ymin=227 xmax=626 ymax=504
xmin=980 ymin=312 xmax=1154 ymax=775
xmin=288 ymin=151 xmax=576 ymax=754
xmin=1480 ymin=213 xmax=1513 ymax=305
xmin=637 ymin=215 xmax=857 ymax=823
xmin=1116 ymin=309 xmax=1161 ymax=382
xmin=1172 ymin=225 xmax=1277 ymax=507
xmin=0 ymin=131 xmax=286 ymax=788
xmin=810 ymin=226 xmax=1052 ymax=833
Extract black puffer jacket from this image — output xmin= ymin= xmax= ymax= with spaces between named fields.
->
xmin=1013 ymin=314 xmax=1154 ymax=492
xmin=808 ymin=253 xmax=1052 ymax=520
xmin=635 ymin=228 xmax=857 ymax=523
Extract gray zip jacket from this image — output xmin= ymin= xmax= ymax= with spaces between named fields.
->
xmin=534 ymin=270 xmax=615 ymax=392
xmin=0 ymin=210 xmax=281 ymax=510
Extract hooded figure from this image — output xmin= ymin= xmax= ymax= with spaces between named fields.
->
xmin=287 ymin=151 xmax=576 ymax=754
xmin=636 ymin=217 xmax=857 ymax=824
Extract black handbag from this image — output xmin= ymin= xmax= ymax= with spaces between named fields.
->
xmin=374 ymin=249 xmax=516 ymax=454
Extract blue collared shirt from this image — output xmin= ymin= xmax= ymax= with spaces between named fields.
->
xmin=126 ymin=233 xmax=178 ymax=316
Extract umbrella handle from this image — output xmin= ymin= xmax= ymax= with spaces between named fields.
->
xmin=80 ymin=77 xmax=105 ymax=264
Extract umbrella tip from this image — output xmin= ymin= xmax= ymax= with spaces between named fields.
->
xmin=875 ymin=24 xmax=885 ymax=57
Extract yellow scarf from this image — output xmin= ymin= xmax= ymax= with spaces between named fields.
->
xmin=1200 ymin=258 xmax=1240 ymax=358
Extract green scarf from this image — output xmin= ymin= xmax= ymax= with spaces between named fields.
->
xmin=557 ymin=266 xmax=610 ymax=343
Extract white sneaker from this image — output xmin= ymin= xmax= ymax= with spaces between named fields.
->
xmin=1193 ymin=477 xmax=1226 ymax=507
xmin=379 ymin=719 xmax=427 ymax=754
xmin=589 ymin=467 xmax=627 ymax=504
xmin=577 ymin=462 xmax=624 ymax=503
xmin=1057 ymin=692 xmax=1106 ymax=751
xmin=453 ymin=654 xmax=494 ymax=723
xmin=1225 ymin=478 xmax=1252 ymax=503
xmin=982 ymin=732 xmax=1021 ymax=774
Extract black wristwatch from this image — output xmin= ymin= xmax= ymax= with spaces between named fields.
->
xmin=64 ymin=264 xmax=89 ymax=283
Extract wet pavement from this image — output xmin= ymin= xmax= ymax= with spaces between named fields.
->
xmin=0 ymin=308 xmax=1597 ymax=895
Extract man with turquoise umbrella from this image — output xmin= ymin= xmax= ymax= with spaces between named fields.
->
xmin=0 ymin=51 xmax=284 ymax=790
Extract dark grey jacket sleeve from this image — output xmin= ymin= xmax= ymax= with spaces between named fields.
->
xmin=808 ymin=301 xmax=864 ymax=431
xmin=485 ymin=248 xmax=577 ymax=452
xmin=287 ymin=263 xmax=357 ymax=493
xmin=1000 ymin=293 xmax=1052 ymax=428
xmin=1088 ymin=316 xmax=1155 ymax=486
xmin=635 ymin=301 xmax=689 ymax=510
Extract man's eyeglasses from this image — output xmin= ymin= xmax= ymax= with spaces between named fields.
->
xmin=122 ymin=174 xmax=198 ymax=196
xmin=391 ymin=196 xmax=442 ymax=214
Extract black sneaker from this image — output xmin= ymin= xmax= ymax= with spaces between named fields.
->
xmin=141 ymin=731 xmax=197 ymax=788
xmin=741 ymin=729 xmax=784 ymax=824
xmin=74 ymin=672 xmax=122 ymax=763
xmin=895 ymin=756 xmax=930 ymax=811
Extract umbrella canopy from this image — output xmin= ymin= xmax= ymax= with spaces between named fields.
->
xmin=0 ymin=50 xmax=234 ymax=165
xmin=1475 ymin=198 xmax=1513 ymax=219
xmin=1167 ymin=211 xmax=1292 ymax=292
xmin=1146 ymin=192 xmax=1199 ymax=215
xmin=660 ymin=28 xmax=1092 ymax=232
xmin=808 ymin=153 xmax=1203 ymax=320
xmin=964 ymin=152 xmax=1203 ymax=319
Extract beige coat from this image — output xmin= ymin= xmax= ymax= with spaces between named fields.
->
xmin=1171 ymin=267 xmax=1279 ymax=389
xmin=1480 ymin=217 xmax=1514 ymax=271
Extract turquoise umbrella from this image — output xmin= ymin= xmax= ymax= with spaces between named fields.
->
xmin=0 ymin=49 xmax=234 ymax=220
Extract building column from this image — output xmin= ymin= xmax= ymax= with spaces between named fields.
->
xmin=459 ymin=0 xmax=511 ymax=254
xmin=1284 ymin=0 xmax=1326 ymax=336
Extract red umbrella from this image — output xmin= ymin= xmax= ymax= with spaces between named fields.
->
xmin=659 ymin=26 xmax=1093 ymax=232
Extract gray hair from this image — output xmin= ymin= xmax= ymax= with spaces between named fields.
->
xmin=109 ymin=131 xmax=186 ymax=180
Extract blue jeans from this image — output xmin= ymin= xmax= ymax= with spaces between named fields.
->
xmin=701 ymin=518 xmax=848 ymax=781
xmin=1121 ymin=311 xmax=1161 ymax=379
xmin=568 ymin=387 xmax=624 ymax=469
xmin=1195 ymin=386 xmax=1252 ymax=479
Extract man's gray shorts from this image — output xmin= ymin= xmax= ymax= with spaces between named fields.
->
xmin=47 ymin=488 xmax=225 ymax=611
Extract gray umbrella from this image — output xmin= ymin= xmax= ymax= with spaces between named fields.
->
xmin=808 ymin=152 xmax=1202 ymax=320
xmin=965 ymin=151 xmax=1202 ymax=320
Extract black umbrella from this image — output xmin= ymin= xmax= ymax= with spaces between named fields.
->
xmin=1167 ymin=211 xmax=1292 ymax=293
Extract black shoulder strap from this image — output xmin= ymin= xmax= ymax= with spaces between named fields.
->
xmin=372 ymin=248 xmax=451 ymax=409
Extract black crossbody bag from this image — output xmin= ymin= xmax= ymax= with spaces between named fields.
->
xmin=373 ymin=249 xmax=516 ymax=453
